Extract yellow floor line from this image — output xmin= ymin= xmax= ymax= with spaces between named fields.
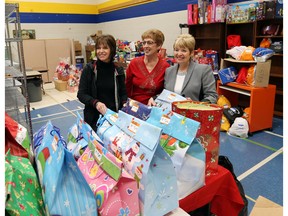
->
xmin=244 ymin=138 xmax=278 ymax=152
xmin=237 ymin=147 xmax=283 ymax=181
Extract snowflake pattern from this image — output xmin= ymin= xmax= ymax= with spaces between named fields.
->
xmin=158 ymin=188 xmax=168 ymax=199
xmin=64 ymin=199 xmax=70 ymax=207
xmin=68 ymin=161 xmax=77 ymax=172
xmin=81 ymin=203 xmax=97 ymax=216
xmin=147 ymin=190 xmax=155 ymax=200
xmin=57 ymin=149 xmax=62 ymax=162
xmin=52 ymin=185 xmax=56 ymax=193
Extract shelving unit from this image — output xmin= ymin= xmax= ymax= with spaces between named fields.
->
xmin=5 ymin=3 xmax=33 ymax=140
xmin=217 ymin=81 xmax=276 ymax=133
xmin=224 ymin=18 xmax=283 ymax=116
xmin=189 ymin=22 xmax=226 ymax=61
xmin=254 ymin=18 xmax=283 ymax=117
xmin=225 ymin=22 xmax=255 ymax=49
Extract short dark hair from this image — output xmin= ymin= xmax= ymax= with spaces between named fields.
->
xmin=95 ymin=34 xmax=116 ymax=62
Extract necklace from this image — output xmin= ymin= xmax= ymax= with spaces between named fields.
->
xmin=177 ymin=70 xmax=187 ymax=76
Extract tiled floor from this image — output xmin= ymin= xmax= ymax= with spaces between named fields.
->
xmin=28 ymin=83 xmax=283 ymax=215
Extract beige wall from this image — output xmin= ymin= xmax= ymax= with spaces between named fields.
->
xmin=16 ymin=10 xmax=188 ymax=59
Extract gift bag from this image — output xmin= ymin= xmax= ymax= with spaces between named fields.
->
xmin=121 ymin=98 xmax=152 ymax=120
xmin=155 ymin=89 xmax=187 ymax=110
xmin=33 ymin=121 xmax=97 ymax=215
xmin=5 ymin=112 xmax=32 ymax=161
xmin=96 ymin=109 xmax=119 ymax=139
xmin=206 ymin=50 xmax=219 ymax=72
xmin=67 ymin=116 xmax=88 ymax=160
xmin=146 ymin=107 xmax=206 ymax=199
xmin=5 ymin=150 xmax=45 ymax=216
xmin=67 ymin=112 xmax=103 ymax=160
xmin=97 ymin=110 xmax=179 ymax=215
xmin=78 ymin=134 xmax=140 ymax=216
xmin=172 ymin=101 xmax=223 ymax=176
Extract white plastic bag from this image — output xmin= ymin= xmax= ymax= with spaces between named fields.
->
xmin=228 ymin=117 xmax=249 ymax=138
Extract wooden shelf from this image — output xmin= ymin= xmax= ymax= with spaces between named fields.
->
xmin=187 ymin=18 xmax=283 ymax=117
xmin=270 ymin=73 xmax=283 ymax=78
xmin=194 ymin=37 xmax=222 ymax=40
xmin=225 ymin=19 xmax=283 ymax=117
xmin=217 ymin=81 xmax=276 ymax=132
xmin=189 ymin=23 xmax=225 ymax=60
xmin=276 ymin=89 xmax=283 ymax=95
xmin=218 ymin=85 xmax=250 ymax=96
xmin=223 ymin=58 xmax=256 ymax=63
xmin=273 ymin=53 xmax=283 ymax=57
xmin=226 ymin=21 xmax=255 ymax=25
xmin=274 ymin=110 xmax=283 ymax=117
xmin=255 ymin=35 xmax=283 ymax=39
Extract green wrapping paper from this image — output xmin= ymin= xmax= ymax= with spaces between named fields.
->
xmin=5 ymin=150 xmax=45 ymax=216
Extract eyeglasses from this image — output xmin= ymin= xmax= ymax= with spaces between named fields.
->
xmin=141 ymin=40 xmax=156 ymax=46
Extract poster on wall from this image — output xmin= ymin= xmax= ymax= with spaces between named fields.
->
xmin=13 ymin=29 xmax=36 ymax=39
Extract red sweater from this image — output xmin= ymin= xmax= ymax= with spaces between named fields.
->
xmin=126 ymin=56 xmax=170 ymax=104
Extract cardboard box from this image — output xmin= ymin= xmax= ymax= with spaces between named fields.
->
xmin=187 ymin=4 xmax=193 ymax=25
xmin=74 ymin=41 xmax=82 ymax=51
xmin=264 ymin=0 xmax=276 ymax=19
xmin=226 ymin=1 xmax=258 ymax=23
xmin=212 ymin=0 xmax=227 ymax=22
xmin=252 ymin=60 xmax=271 ymax=87
xmin=90 ymin=30 xmax=103 ymax=43
xmin=75 ymin=50 xmax=82 ymax=56
xmin=54 ymin=80 xmax=67 ymax=91
xmin=276 ymin=0 xmax=283 ymax=18
xmin=250 ymin=196 xmax=283 ymax=216
xmin=220 ymin=58 xmax=271 ymax=87
xmin=85 ymin=45 xmax=95 ymax=52
xmin=193 ymin=4 xmax=198 ymax=24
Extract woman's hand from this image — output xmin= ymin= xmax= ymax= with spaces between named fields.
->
xmin=96 ymin=102 xmax=107 ymax=115
xmin=147 ymin=97 xmax=156 ymax=106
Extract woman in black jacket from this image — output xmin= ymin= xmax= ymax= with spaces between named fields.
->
xmin=77 ymin=34 xmax=127 ymax=131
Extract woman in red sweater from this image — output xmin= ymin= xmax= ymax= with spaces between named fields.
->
xmin=125 ymin=29 xmax=170 ymax=105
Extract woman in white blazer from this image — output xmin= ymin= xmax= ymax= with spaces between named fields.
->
xmin=148 ymin=34 xmax=218 ymax=105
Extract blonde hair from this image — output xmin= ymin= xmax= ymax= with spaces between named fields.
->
xmin=173 ymin=34 xmax=196 ymax=53
xmin=141 ymin=29 xmax=165 ymax=46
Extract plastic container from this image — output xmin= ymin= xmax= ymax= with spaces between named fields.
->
xmin=27 ymin=78 xmax=42 ymax=102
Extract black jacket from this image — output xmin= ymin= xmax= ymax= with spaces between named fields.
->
xmin=77 ymin=61 xmax=127 ymax=131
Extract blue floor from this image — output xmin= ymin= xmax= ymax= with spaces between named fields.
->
xmin=29 ymin=99 xmax=283 ymax=215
